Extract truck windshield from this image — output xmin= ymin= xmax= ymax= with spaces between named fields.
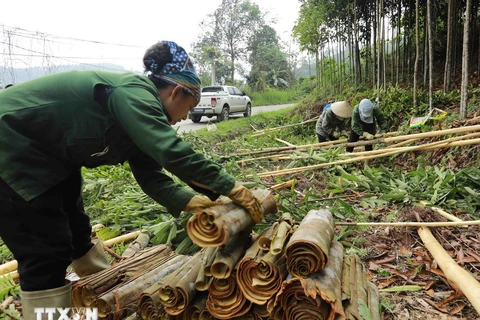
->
xmin=202 ymin=87 xmax=224 ymax=93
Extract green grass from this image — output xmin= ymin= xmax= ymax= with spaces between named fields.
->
xmin=248 ymin=88 xmax=300 ymax=106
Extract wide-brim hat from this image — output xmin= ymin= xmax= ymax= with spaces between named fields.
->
xmin=330 ymin=101 xmax=352 ymax=118
xmin=359 ymin=99 xmax=375 ymax=123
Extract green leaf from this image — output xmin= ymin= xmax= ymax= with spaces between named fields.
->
xmin=464 ymin=187 xmax=477 ymax=196
xmin=358 ymin=300 xmax=373 ymax=320
xmin=379 ymin=285 xmax=422 ymax=292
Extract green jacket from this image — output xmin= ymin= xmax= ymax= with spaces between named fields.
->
xmin=0 ymin=70 xmax=235 ymax=216
xmin=351 ymin=104 xmax=387 ymax=136
xmin=316 ymin=108 xmax=348 ymax=139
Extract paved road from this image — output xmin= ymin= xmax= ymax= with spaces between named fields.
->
xmin=173 ymin=103 xmax=296 ymax=133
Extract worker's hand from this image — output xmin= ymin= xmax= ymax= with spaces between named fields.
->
xmin=183 ymin=195 xmax=219 ymax=213
xmin=374 ymin=133 xmax=383 ymax=138
xmin=362 ymin=132 xmax=375 ymax=140
xmin=341 ymin=130 xmax=350 ymax=137
xmin=227 ymin=182 xmax=264 ymax=223
xmin=333 ymin=132 xmax=340 ymax=139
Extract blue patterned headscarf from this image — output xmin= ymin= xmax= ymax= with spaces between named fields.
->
xmin=145 ymin=41 xmax=201 ymax=104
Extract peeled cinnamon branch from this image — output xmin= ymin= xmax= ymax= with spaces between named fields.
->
xmin=237 ymin=224 xmax=289 ymax=305
xmin=418 ymin=227 xmax=480 ymax=313
xmin=285 ymin=209 xmax=334 ymax=277
xmin=211 ymin=230 xmax=251 ymax=279
xmin=268 ymin=241 xmax=345 ymax=320
xmin=138 ymin=286 xmax=165 ymax=320
xmin=95 ymin=253 xmax=188 ymax=318
xmin=195 ymin=247 xmax=217 ymax=291
xmin=187 ymin=189 xmax=277 ymax=248
xmin=206 ymin=273 xmax=252 ymax=319
xmin=158 ymin=251 xmax=203 ymax=315
xmin=72 ymin=245 xmax=173 ymax=308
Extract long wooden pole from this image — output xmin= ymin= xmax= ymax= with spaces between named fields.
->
xmin=418 ymin=227 xmax=480 ymax=313
xmin=251 ymin=117 xmax=319 ymax=137
xmin=0 ymin=231 xmax=142 ymax=276
xmin=235 ymin=125 xmax=480 ymax=159
xmin=336 ymin=220 xmax=480 ymax=227
xmin=256 ymin=138 xmax=480 ymax=177
xmin=230 ymin=132 xmax=400 ymax=158
xmin=417 ymin=201 xmax=467 ymax=227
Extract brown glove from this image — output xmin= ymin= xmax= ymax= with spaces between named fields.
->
xmin=362 ymin=132 xmax=375 ymax=140
xmin=184 ymin=195 xmax=219 ymax=213
xmin=227 ymin=182 xmax=264 ymax=223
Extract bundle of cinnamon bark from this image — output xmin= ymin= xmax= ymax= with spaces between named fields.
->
xmin=72 ymin=190 xmax=379 ymax=319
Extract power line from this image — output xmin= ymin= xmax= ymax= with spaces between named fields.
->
xmin=0 ymin=24 xmax=146 ymax=48
xmin=0 ymin=41 xmax=141 ymax=72
xmin=0 ymin=53 xmax=139 ymax=60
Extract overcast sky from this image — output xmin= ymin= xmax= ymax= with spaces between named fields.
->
xmin=0 ymin=0 xmax=300 ymax=72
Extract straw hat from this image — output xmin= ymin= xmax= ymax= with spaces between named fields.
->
xmin=330 ymin=101 xmax=352 ymax=118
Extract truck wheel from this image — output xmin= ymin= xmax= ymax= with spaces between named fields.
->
xmin=243 ymin=103 xmax=252 ymax=117
xmin=218 ymin=107 xmax=229 ymax=121
xmin=190 ymin=115 xmax=202 ymax=123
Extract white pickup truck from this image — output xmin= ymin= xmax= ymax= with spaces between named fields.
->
xmin=189 ymin=85 xmax=252 ymax=123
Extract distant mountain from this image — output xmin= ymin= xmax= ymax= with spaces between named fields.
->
xmin=0 ymin=63 xmax=143 ymax=88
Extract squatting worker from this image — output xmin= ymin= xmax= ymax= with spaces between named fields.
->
xmin=315 ymin=101 xmax=352 ymax=143
xmin=346 ymin=98 xmax=387 ymax=152
xmin=0 ymin=41 xmax=263 ymax=319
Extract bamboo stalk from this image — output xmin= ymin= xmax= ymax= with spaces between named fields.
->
xmin=0 ymin=260 xmax=17 ymax=276
xmin=418 ymin=227 xmax=480 ymax=313
xmin=385 ymin=138 xmax=420 ymax=149
xmin=384 ymin=124 xmax=480 ymax=143
xmin=270 ymin=179 xmax=295 ymax=191
xmin=103 ymin=231 xmax=142 ymax=247
xmin=0 ymin=271 xmax=18 ymax=281
xmin=338 ymin=132 xmax=480 ymax=158
xmin=418 ymin=201 xmax=467 ymax=228
xmin=186 ymin=189 xmax=277 ymax=248
xmin=286 ymin=209 xmax=335 ymax=277
xmin=233 ymin=131 xmax=400 ymax=159
xmin=257 ymin=137 xmax=480 ymax=177
xmin=336 ymin=220 xmax=480 ymax=227
xmin=275 ymin=138 xmax=296 ymax=147
xmin=238 ymin=125 xmax=480 ymax=161
xmin=251 ymin=117 xmax=319 ymax=137
xmin=0 ymin=296 xmax=14 ymax=309
xmin=92 ymin=224 xmax=105 ymax=232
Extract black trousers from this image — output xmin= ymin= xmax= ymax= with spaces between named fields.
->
xmin=0 ymin=170 xmax=93 ymax=291
xmin=317 ymin=134 xmax=337 ymax=143
xmin=346 ymin=123 xmax=376 ymax=152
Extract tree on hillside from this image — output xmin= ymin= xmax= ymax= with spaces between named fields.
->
xmin=247 ymin=25 xmax=293 ymax=90
xmin=213 ymin=0 xmax=264 ymax=84
xmin=460 ymin=0 xmax=473 ymax=118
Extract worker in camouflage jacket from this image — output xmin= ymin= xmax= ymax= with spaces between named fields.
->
xmin=346 ymin=98 xmax=388 ymax=152
xmin=0 ymin=41 xmax=263 ymax=320
xmin=315 ymin=101 xmax=352 ymax=142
